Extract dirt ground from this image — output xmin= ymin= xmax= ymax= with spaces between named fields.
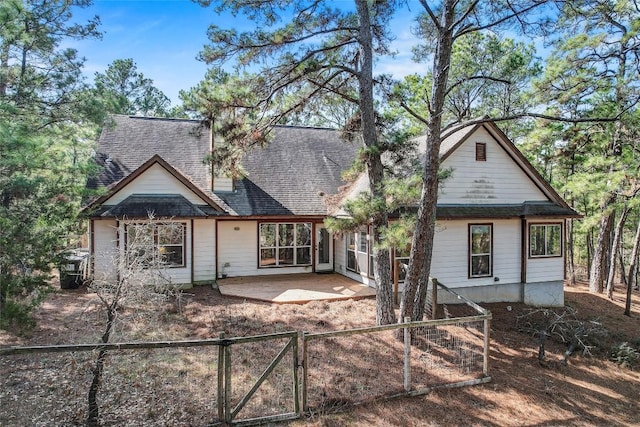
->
xmin=1 ymin=281 xmax=639 ymax=426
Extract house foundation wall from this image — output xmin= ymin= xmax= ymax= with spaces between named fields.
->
xmin=435 ymin=280 xmax=564 ymax=307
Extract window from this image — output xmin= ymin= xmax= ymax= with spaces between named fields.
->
xmin=347 ymin=232 xmax=358 ymax=272
xmin=469 ymin=224 xmax=492 ymax=278
xmin=259 ymin=223 xmax=311 ymax=267
xmin=476 ymin=142 xmax=487 ymax=161
xmin=125 ymin=222 xmax=185 ymax=268
xmin=530 ymin=223 xmax=562 ymax=258
xmin=347 ymin=228 xmax=375 ymax=278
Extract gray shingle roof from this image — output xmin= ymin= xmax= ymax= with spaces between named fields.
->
xmin=95 ymin=194 xmax=221 ymax=218
xmin=89 ymin=115 xmax=211 ymax=191
xmin=436 ymin=202 xmax=581 ymax=219
xmin=89 ymin=116 xmax=358 ymax=217
xmin=218 ymin=126 xmax=359 ymax=216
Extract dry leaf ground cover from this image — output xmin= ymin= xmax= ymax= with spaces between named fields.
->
xmin=1 ymin=281 xmax=639 ymax=426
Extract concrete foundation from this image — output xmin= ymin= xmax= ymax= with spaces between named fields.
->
xmin=436 ymin=281 xmax=564 ymax=307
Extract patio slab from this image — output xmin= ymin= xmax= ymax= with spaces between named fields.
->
xmin=216 ymin=273 xmax=376 ymax=304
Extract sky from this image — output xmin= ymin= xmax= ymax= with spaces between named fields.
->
xmin=69 ymin=0 xmax=424 ymax=106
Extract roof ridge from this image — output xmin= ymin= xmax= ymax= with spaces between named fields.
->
xmin=272 ymin=124 xmax=339 ymax=131
xmin=112 ymin=114 xmax=203 ymax=124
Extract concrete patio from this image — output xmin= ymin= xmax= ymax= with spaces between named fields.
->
xmin=216 ymin=273 xmax=376 ymax=304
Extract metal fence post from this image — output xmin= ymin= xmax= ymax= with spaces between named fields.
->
xmin=224 ymin=341 xmax=232 ymax=424
xmin=301 ymin=332 xmax=308 ymax=413
xmin=403 ymin=316 xmax=411 ymax=392
xmin=431 ymin=278 xmax=438 ymax=320
xmin=217 ymin=332 xmax=225 ymax=423
xmin=483 ymin=317 xmax=491 ymax=376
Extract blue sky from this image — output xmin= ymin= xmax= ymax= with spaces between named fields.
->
xmin=69 ymin=0 xmax=423 ymax=105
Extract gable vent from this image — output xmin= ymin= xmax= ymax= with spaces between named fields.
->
xmin=475 ymin=142 xmax=487 ymax=161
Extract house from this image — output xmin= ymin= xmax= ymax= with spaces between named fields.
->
xmin=84 ymin=115 xmax=578 ymax=306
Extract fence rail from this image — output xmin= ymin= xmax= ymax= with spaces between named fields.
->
xmin=1 ymin=281 xmax=491 ymax=426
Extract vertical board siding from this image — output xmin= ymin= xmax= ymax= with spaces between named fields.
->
xmin=104 ymin=164 xmax=208 ymax=205
xmin=217 ymin=221 xmax=312 ymax=277
xmin=193 ymin=219 xmax=216 ymax=282
xmin=431 ymin=219 xmax=521 ymax=288
xmin=439 ymin=127 xmax=546 ymax=204
xmin=93 ymin=219 xmax=118 ymax=283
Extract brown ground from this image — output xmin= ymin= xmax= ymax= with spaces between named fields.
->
xmin=1 ymin=281 xmax=639 ymax=426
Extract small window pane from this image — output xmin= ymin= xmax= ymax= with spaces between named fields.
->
xmin=260 ymin=248 xmax=276 ymax=266
xmin=160 ymin=246 xmax=183 ymax=266
xmin=279 ymin=224 xmax=295 ymax=247
xmin=296 ymin=247 xmax=311 ymax=265
xmin=547 ymin=226 xmax=561 ymax=255
xmin=530 ymin=225 xmax=545 ymax=256
xmin=347 ymin=233 xmax=356 ymax=250
xmin=158 ymin=224 xmax=183 ymax=245
xmin=260 ymin=224 xmax=276 ymax=247
xmin=296 ymin=223 xmax=311 ymax=246
xmin=471 ymin=225 xmax=491 ymax=254
xmin=472 ymin=255 xmax=490 ymax=276
xmin=347 ymin=250 xmax=357 ymax=271
xmin=278 ymin=248 xmax=294 ymax=265
xmin=359 ymin=231 xmax=368 ymax=252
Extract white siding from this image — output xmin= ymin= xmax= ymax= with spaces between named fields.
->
xmin=217 ymin=221 xmax=312 ymax=277
xmin=92 ymin=219 xmax=118 ymax=283
xmin=213 ymin=176 xmax=234 ymax=192
xmin=104 ymin=163 xmax=208 ymax=205
xmin=430 ymin=219 xmax=521 ymax=288
xmin=334 ymin=233 xmax=347 ymax=275
xmin=193 ymin=219 xmax=216 ymax=282
xmin=439 ymin=127 xmax=546 ymax=204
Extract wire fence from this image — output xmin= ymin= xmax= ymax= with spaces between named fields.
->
xmin=1 ymin=282 xmax=491 ymax=426
xmin=1 ymin=345 xmax=220 ymax=426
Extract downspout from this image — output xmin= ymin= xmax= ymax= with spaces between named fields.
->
xmin=90 ymin=219 xmax=95 ymax=278
xmin=520 ymin=217 xmax=527 ymax=302
xmin=190 ymin=219 xmax=194 ymax=284
xmin=209 ymin=118 xmax=215 ymax=192
xmin=215 ymin=219 xmax=219 ymax=281
xmin=116 ymin=219 xmax=121 ymax=284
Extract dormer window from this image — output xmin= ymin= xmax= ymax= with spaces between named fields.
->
xmin=476 ymin=142 xmax=487 ymax=161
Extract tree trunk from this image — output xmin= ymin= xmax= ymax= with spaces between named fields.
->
xmin=87 ymin=307 xmax=116 ymax=426
xmin=399 ymin=0 xmax=456 ymax=323
xmin=355 ymin=0 xmax=395 ymax=325
xmin=624 ymin=217 xmax=640 ymax=316
xmin=590 ymin=203 xmax=615 ymax=293
xmin=606 ymin=206 xmax=629 ymax=298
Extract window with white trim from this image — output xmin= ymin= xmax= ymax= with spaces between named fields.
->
xmin=346 ymin=228 xmax=374 ymax=278
xmin=469 ymin=224 xmax=492 ymax=278
xmin=125 ymin=222 xmax=186 ymax=268
xmin=529 ymin=223 xmax=562 ymax=257
xmin=259 ymin=223 xmax=312 ymax=267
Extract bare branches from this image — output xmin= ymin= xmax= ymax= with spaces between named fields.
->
xmin=517 ymin=307 xmax=609 ymax=364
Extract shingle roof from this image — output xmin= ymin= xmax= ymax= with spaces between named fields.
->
xmin=436 ymin=202 xmax=581 ymax=219
xmin=218 ymin=126 xmax=359 ymax=216
xmin=88 ymin=117 xmax=358 ymax=217
xmin=96 ymin=194 xmax=222 ymax=218
xmin=88 ymin=115 xmax=211 ymax=190
xmin=390 ymin=202 xmax=580 ymax=219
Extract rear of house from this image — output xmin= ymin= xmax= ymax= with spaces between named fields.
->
xmin=332 ymin=123 xmax=579 ymax=306
xmin=84 ymin=115 xmax=577 ymax=307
